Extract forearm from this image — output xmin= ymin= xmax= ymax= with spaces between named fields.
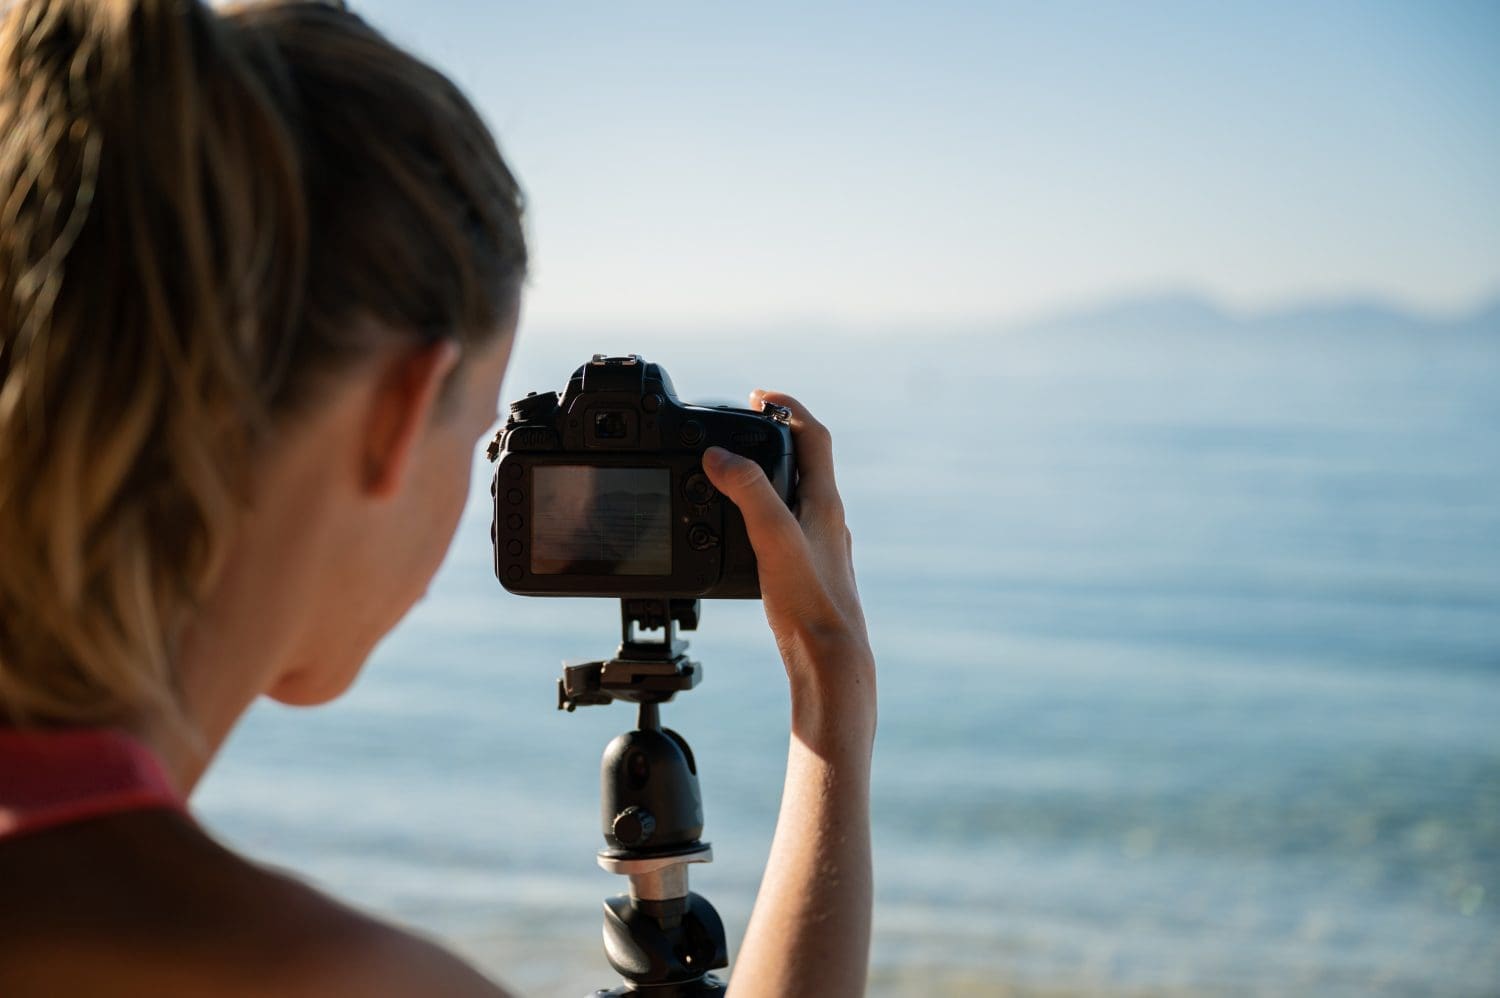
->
xmin=702 ymin=396 xmax=878 ymax=997
xmin=730 ymin=682 xmax=875 ymax=997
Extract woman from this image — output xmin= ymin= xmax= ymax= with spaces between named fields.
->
xmin=0 ymin=1 xmax=877 ymax=995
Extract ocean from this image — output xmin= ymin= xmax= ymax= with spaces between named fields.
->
xmin=195 ymin=299 xmax=1500 ymax=996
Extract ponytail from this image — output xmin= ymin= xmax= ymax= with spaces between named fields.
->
xmin=0 ymin=0 xmax=526 ymax=726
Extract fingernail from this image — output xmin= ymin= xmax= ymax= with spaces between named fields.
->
xmin=703 ymin=446 xmax=734 ymax=472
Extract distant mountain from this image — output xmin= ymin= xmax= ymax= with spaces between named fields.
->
xmin=1017 ymin=292 xmax=1236 ymax=337
xmin=510 ymin=292 xmax=1500 ymax=391
xmin=1448 ymin=297 xmax=1500 ymax=336
xmin=1010 ymin=292 xmax=1500 ymax=341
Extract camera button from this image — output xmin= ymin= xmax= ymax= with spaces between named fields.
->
xmin=678 ymin=420 xmax=704 ymax=446
xmin=506 ymin=488 xmax=524 ymax=506
xmin=643 ymin=393 xmax=663 ymax=413
xmin=504 ymin=566 xmax=523 ymax=583
xmin=683 ymin=472 xmax=716 ymax=505
xmin=506 ymin=513 xmax=524 ymax=531
xmin=506 ymin=540 xmax=523 ymax=557
xmin=687 ymin=524 xmax=719 ymax=551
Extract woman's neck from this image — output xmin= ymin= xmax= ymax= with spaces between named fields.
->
xmin=134 ymin=578 xmax=300 ymax=796
xmin=132 ymin=424 xmax=352 ymax=797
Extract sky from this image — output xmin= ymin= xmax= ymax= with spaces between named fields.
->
xmin=347 ymin=0 xmax=1500 ymax=329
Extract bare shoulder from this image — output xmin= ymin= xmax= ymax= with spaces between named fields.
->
xmin=266 ymin=903 xmax=512 ymax=998
xmin=0 ymin=809 xmax=513 ymax=997
xmin=218 ymin=853 xmax=513 ymax=998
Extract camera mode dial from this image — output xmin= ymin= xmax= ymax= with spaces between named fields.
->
xmin=508 ymin=391 xmax=558 ymax=423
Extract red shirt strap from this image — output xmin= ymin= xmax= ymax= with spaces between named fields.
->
xmin=0 ymin=727 xmax=186 ymax=840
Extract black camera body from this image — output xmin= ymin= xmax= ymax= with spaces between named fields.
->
xmin=488 ymin=355 xmax=795 ymax=599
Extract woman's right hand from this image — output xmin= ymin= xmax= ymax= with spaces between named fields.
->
xmin=702 ymin=389 xmax=876 ymax=753
xmin=702 ymin=389 xmax=877 ymax=997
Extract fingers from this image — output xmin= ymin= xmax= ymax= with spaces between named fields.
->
xmin=708 ymin=396 xmax=866 ymax=649
xmin=751 ymin=389 xmax=843 ymax=518
xmin=702 ymin=446 xmax=808 ymax=587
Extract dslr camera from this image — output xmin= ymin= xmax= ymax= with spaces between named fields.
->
xmin=488 ymin=355 xmax=795 ymax=598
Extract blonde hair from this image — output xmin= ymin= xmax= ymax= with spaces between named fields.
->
xmin=0 ymin=0 xmax=526 ymax=727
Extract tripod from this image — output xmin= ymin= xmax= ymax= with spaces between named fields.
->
xmin=558 ymin=598 xmax=729 ymax=996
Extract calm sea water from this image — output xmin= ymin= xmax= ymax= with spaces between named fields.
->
xmin=197 ymin=305 xmax=1500 ymax=996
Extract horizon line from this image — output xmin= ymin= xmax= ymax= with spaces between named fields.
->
xmin=517 ymin=284 xmax=1500 ymax=338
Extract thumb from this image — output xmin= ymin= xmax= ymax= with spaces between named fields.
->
xmin=702 ymin=446 xmax=803 ymax=569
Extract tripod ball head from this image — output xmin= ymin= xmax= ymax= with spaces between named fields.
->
xmin=600 ymin=725 xmax=704 ymax=855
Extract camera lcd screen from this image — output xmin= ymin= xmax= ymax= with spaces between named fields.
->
xmin=530 ymin=466 xmax=672 ymax=576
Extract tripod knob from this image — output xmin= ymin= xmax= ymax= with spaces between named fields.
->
xmin=611 ymin=806 xmax=657 ymax=847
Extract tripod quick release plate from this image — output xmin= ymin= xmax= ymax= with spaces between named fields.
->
xmin=558 ymin=656 xmax=702 ymax=711
xmin=556 ymin=599 xmax=704 ymax=711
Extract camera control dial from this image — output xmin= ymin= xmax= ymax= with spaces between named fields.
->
xmin=683 ymin=472 xmax=716 ymax=505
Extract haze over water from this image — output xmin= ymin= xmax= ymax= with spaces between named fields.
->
xmin=198 ymin=297 xmax=1500 ymax=996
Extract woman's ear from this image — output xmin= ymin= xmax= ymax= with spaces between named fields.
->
xmin=361 ymin=339 xmax=463 ymax=499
